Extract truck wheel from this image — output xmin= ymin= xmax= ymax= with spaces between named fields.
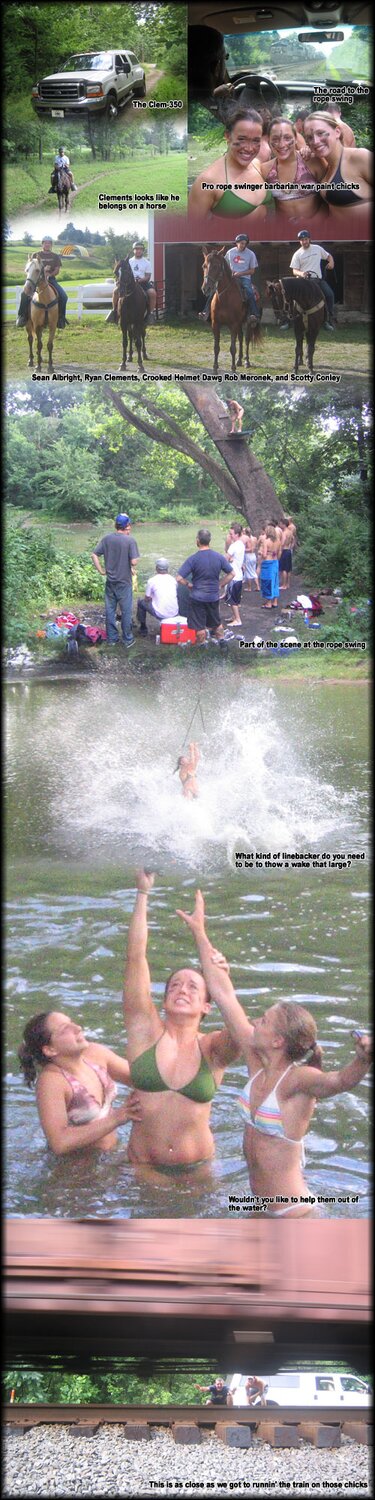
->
xmin=133 ymin=78 xmax=146 ymax=98
xmin=105 ymin=93 xmax=118 ymax=119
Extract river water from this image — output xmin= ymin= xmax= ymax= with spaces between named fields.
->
xmin=4 ymin=670 xmax=371 ymax=1219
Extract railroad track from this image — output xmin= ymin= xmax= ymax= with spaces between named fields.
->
xmin=4 ymin=1405 xmax=372 ymax=1447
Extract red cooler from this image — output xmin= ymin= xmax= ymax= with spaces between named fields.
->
xmin=160 ymin=622 xmax=196 ymax=644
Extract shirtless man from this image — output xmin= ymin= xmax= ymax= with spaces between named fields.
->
xmin=226 ymin=398 xmax=244 ymax=433
xmin=243 ymin=529 xmax=260 ymax=592
xmin=176 ymin=741 xmax=200 ymax=800
xmin=279 ymin=517 xmax=297 ymax=590
xmin=122 ymin=870 xmax=240 ymax=1167
xmin=257 ymin=525 xmax=280 ymax=608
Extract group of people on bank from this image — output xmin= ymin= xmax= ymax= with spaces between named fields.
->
xmin=18 ymin=872 xmax=371 ymax=1216
xmin=89 ymin=508 xmax=297 ymax=647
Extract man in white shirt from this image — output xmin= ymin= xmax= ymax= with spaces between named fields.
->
xmin=289 ymin=230 xmax=335 ymax=330
xmin=225 ymin=235 xmax=260 ymax=319
xmin=107 ymin=239 xmax=157 ymax=323
xmin=223 ymin=522 xmax=245 ymax=627
xmin=136 ymin=559 xmax=179 ymax=635
xmin=129 ymin=240 xmax=157 ymax=314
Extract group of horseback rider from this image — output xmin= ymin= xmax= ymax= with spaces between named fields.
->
xmin=199 ymin=229 xmax=335 ymax=331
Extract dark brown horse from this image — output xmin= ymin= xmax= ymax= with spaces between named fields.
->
xmin=201 ymin=246 xmax=263 ymax=375
xmin=56 ymin=167 xmax=71 ymax=213
xmin=114 ymin=259 xmax=149 ymax=373
xmin=266 ymin=276 xmax=326 ymax=374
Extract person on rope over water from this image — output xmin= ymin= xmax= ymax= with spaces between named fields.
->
xmin=16 ymin=236 xmax=68 ymax=329
xmin=199 ymin=234 xmax=261 ymax=323
xmin=174 ymin=741 xmax=200 ymax=800
xmin=106 ymin=240 xmax=157 ymax=324
xmin=49 ymin=145 xmax=77 ymax=194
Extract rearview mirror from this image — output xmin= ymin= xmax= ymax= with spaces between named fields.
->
xmin=298 ymin=31 xmax=345 ymax=43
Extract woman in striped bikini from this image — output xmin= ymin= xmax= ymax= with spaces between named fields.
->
xmin=177 ymin=891 xmax=372 ymax=1218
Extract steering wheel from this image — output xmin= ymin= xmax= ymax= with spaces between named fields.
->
xmin=232 ymin=74 xmax=283 ymax=108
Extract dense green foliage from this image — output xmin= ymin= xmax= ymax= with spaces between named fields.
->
xmin=5 ymin=513 xmax=103 ymax=643
xmin=3 ymin=1359 xmax=215 ymax=1405
xmin=4 ymin=4 xmax=186 ymax=95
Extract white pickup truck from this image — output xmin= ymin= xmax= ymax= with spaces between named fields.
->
xmin=229 ymin=1371 xmax=372 ymax=1408
xmin=31 ymin=49 xmax=146 ymax=119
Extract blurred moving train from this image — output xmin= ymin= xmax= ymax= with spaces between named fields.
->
xmin=5 ymin=1219 xmax=370 ymax=1372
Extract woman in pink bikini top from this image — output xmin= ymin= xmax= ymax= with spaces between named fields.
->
xmin=19 ymin=1009 xmax=142 ymax=1155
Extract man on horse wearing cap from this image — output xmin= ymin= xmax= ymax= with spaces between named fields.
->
xmin=287 ymin=229 xmax=335 ymax=331
xmin=16 ymin=236 xmax=68 ymax=329
xmin=199 ymin=234 xmax=260 ymax=321
xmin=106 ymin=240 xmax=156 ymax=324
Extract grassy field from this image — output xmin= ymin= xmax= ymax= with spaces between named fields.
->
xmin=6 ymin=152 xmax=187 ymax=216
xmin=4 ymin=316 xmax=370 ymax=378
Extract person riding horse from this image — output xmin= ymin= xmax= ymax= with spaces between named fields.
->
xmin=49 ymin=146 xmax=77 ymax=195
xmin=277 ymin=229 xmax=335 ymax=331
xmin=106 ymin=240 xmax=156 ymax=325
xmin=16 ymin=237 xmax=68 ymax=329
xmin=199 ymin=234 xmax=260 ymax=322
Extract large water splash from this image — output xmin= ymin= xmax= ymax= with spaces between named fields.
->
xmin=6 ymin=671 xmax=364 ymax=872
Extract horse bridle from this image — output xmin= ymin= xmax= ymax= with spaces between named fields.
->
xmin=275 ymin=279 xmax=325 ymax=330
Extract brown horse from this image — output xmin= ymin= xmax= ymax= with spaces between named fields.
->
xmin=201 ymin=246 xmax=263 ymax=375
xmin=56 ymin=167 xmax=71 ymax=213
xmin=114 ymin=259 xmax=149 ymax=373
xmin=266 ymin=276 xmax=326 ymax=374
xmin=25 ymin=256 xmax=59 ymax=371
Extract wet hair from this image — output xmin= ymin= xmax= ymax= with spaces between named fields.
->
xmin=304 ymin=112 xmax=344 ymax=140
xmin=18 ymin=1012 xmax=52 ymax=1088
xmin=231 ymin=522 xmax=243 ymax=536
xmin=266 ymin=525 xmax=276 ymax=540
xmin=292 ymin=106 xmax=311 ymax=125
xmin=197 ymin=528 xmax=211 ymax=546
xmin=274 ymin=1002 xmax=323 ymax=1068
xmin=164 ymin=969 xmax=210 ymax=1006
xmin=224 ymin=104 xmax=263 ymax=134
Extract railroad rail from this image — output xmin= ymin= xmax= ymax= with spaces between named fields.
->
xmin=4 ymin=1405 xmax=372 ymax=1447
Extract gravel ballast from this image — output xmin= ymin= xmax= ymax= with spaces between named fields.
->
xmin=3 ymin=1424 xmax=371 ymax=1497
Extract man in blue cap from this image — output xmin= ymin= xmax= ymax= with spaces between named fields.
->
xmin=91 ymin=513 xmax=140 ymax=647
xmin=199 ymin=234 xmax=260 ymax=321
xmin=285 ymin=230 xmax=335 ymax=331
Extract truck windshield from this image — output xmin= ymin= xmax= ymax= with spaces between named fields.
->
xmin=224 ymin=26 xmax=371 ymax=84
xmin=60 ymin=53 xmax=113 ymax=72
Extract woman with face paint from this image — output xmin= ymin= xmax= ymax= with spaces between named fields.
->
xmin=188 ymin=106 xmax=273 ymax=221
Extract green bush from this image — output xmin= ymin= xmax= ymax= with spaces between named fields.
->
xmin=5 ymin=517 xmax=103 ymax=645
xmin=149 ymin=74 xmax=186 ymax=103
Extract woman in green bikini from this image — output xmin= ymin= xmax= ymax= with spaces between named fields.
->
xmin=188 ymin=106 xmax=274 ymax=221
xmin=123 ymin=869 xmax=240 ymax=1166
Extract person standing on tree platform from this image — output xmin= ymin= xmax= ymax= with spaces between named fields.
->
xmin=226 ymin=399 xmax=244 ymax=433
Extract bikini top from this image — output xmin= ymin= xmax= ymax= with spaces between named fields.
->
xmin=211 ymin=155 xmax=274 ymax=217
xmin=58 ymin=1059 xmax=117 ymax=1125
xmin=267 ymin=152 xmax=317 ymax=200
xmin=130 ymin=1037 xmax=217 ymax=1103
xmin=321 ymin=150 xmax=364 ymax=206
xmin=239 ymin=1063 xmax=305 ymax=1163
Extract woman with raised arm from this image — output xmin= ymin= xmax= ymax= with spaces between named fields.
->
xmin=176 ymin=891 xmax=372 ymax=1217
xmin=123 ymin=870 xmax=240 ymax=1167
xmin=19 ymin=1012 xmax=141 ymax=1156
xmin=175 ymin=741 xmax=200 ymax=800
